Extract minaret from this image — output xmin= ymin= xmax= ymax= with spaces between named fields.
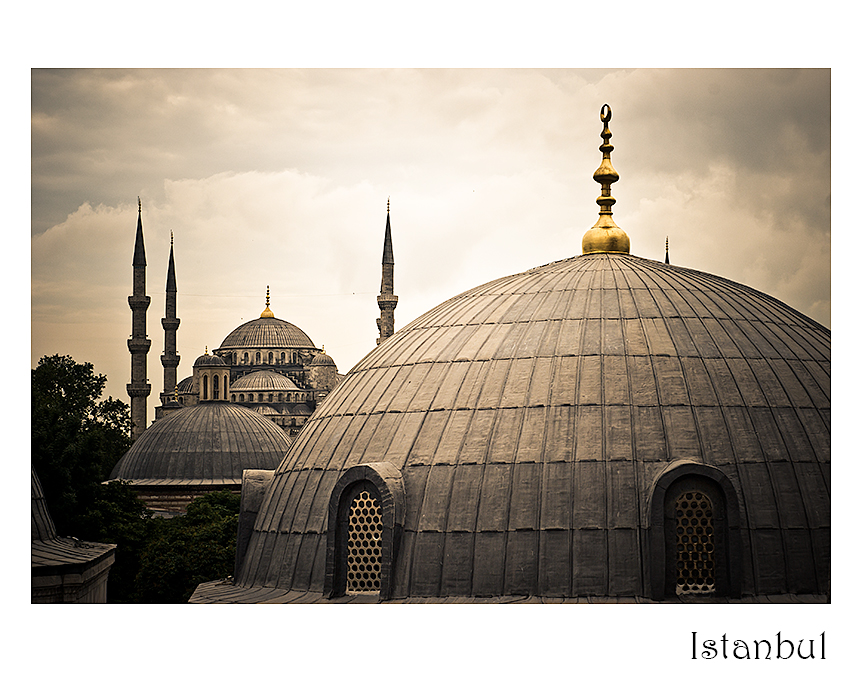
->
xmin=376 ymin=199 xmax=398 ymax=344
xmin=160 ymin=230 xmax=181 ymax=409
xmin=127 ymin=197 xmax=151 ymax=440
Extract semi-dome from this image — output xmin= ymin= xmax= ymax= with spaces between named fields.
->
xmin=110 ymin=402 xmax=292 ymax=485
xmin=231 ymin=369 xmax=300 ymax=392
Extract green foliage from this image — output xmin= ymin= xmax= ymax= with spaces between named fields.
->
xmin=31 ymin=355 xmax=133 ymax=534
xmin=75 ymin=480 xmax=156 ymax=603
xmin=135 ymin=491 xmax=241 ymax=603
xmin=32 ymin=355 xmax=242 ymax=603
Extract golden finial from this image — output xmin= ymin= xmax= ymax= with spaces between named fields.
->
xmin=138 ymin=196 xmax=142 ymax=214
xmin=170 ymin=229 xmax=174 ymax=246
xmin=174 ymin=385 xmax=179 ymax=400
xmin=205 ymin=346 xmax=209 ymax=355
xmin=260 ymin=285 xmax=275 ymax=318
xmin=665 ymin=236 xmax=669 ymax=264
xmin=582 ymin=104 xmax=630 ymax=255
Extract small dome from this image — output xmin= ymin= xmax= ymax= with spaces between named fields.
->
xmin=110 ymin=402 xmax=292 ymax=485
xmin=232 ymin=370 xmax=300 ymax=392
xmin=217 ymin=317 xmax=316 ymax=351
xmin=311 ymin=351 xmax=336 ymax=367
xmin=176 ymin=376 xmax=194 ymax=393
xmin=193 ymin=352 xmax=226 ymax=367
xmin=252 ymin=405 xmax=281 ymax=416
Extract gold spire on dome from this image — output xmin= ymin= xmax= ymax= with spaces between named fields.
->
xmin=582 ymin=104 xmax=630 ymax=255
xmin=260 ymin=286 xmax=275 ymax=318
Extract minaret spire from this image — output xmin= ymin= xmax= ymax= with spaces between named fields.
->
xmin=582 ymin=105 xmax=630 ymax=255
xmin=127 ymin=198 xmax=152 ymax=440
xmin=160 ymin=230 xmax=181 ymax=415
xmin=665 ymin=236 xmax=670 ymax=264
xmin=376 ymin=199 xmax=398 ymax=344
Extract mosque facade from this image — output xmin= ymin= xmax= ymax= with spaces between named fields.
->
xmin=191 ymin=105 xmax=830 ymax=603
xmin=113 ymin=203 xmax=395 ymax=513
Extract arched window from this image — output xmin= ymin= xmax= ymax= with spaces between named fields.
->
xmin=281 ymin=352 xmax=286 ymax=363
xmin=278 ymin=393 xmax=283 ymax=402
xmin=231 ymin=394 xmax=236 ymax=402
xmin=673 ymin=490 xmax=715 ymax=595
xmin=255 ymin=351 xmax=261 ymax=363
xmin=268 ymin=393 xmax=273 ymax=402
xmin=648 ymin=461 xmax=742 ymax=600
xmin=325 ymin=463 xmax=405 ymax=600
xmin=243 ymin=352 xmax=249 ymax=364
xmin=268 ymin=351 xmax=274 ymax=363
xmin=258 ymin=393 xmax=263 ymax=402
xmin=248 ymin=394 xmax=254 ymax=402
xmin=213 ymin=374 xmax=220 ymax=400
xmin=345 ymin=487 xmax=383 ymax=593
xmin=202 ymin=375 xmax=209 ymax=400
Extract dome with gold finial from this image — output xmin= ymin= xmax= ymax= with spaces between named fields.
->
xmin=193 ymin=105 xmax=829 ymax=604
xmin=216 ymin=288 xmax=316 ymax=352
xmin=582 ymin=104 xmax=630 ymax=254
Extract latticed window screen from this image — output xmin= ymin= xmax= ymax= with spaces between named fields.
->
xmin=346 ymin=489 xmax=383 ymax=593
xmin=675 ymin=491 xmax=716 ymax=594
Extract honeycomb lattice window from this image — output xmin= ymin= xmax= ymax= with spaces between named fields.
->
xmin=675 ymin=491 xmax=715 ymax=595
xmin=346 ymin=489 xmax=383 ymax=593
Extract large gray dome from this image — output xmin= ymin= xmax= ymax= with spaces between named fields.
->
xmin=110 ymin=402 xmax=293 ymax=485
xmin=217 ymin=316 xmax=316 ymax=351
xmin=234 ymin=252 xmax=830 ymax=601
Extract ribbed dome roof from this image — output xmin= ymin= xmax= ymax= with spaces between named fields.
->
xmin=110 ymin=402 xmax=292 ymax=485
xmin=194 ymin=352 xmax=227 ymax=367
xmin=231 ymin=370 xmax=300 ymax=392
xmin=217 ymin=316 xmax=316 ymax=351
xmin=311 ymin=351 xmax=336 ymax=366
xmin=236 ymin=252 xmax=830 ymax=600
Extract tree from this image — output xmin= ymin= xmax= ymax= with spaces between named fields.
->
xmin=135 ymin=491 xmax=241 ymax=603
xmin=31 ymin=354 xmax=133 ymax=534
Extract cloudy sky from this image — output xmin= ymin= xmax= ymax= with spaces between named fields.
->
xmin=31 ymin=68 xmax=830 ymax=426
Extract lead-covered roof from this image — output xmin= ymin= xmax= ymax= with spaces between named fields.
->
xmin=110 ymin=402 xmax=293 ymax=485
xmin=236 ymin=252 xmax=830 ymax=599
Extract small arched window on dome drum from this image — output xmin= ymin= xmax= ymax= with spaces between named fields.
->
xmin=278 ymin=393 xmax=283 ymax=402
xmin=243 ymin=352 xmax=249 ymax=364
xmin=231 ymin=394 xmax=236 ymax=402
xmin=255 ymin=351 xmax=261 ymax=364
xmin=648 ymin=461 xmax=742 ymax=600
xmin=202 ymin=375 xmax=209 ymax=400
xmin=268 ymin=351 xmax=273 ymax=364
xmin=213 ymin=374 xmax=220 ymax=400
xmin=325 ymin=463 xmax=405 ymax=600
xmin=280 ymin=352 xmax=285 ymax=363
xmin=248 ymin=394 xmax=253 ymax=402
xmin=673 ymin=491 xmax=715 ymax=595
